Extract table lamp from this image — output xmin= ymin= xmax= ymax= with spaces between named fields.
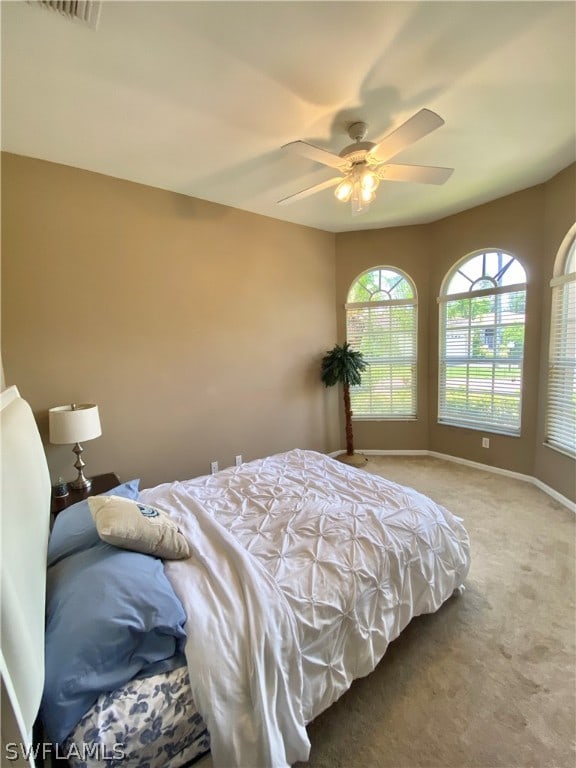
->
xmin=49 ymin=403 xmax=102 ymax=491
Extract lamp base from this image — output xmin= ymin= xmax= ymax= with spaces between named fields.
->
xmin=70 ymin=476 xmax=92 ymax=492
xmin=71 ymin=442 xmax=92 ymax=492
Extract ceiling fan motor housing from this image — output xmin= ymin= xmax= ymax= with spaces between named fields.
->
xmin=339 ymin=141 xmax=376 ymax=165
xmin=339 ymin=122 xmax=376 ymax=165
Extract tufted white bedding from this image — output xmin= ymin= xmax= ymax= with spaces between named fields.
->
xmin=139 ymin=449 xmax=470 ymax=768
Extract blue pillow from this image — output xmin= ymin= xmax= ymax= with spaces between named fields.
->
xmin=48 ymin=480 xmax=140 ymax=566
xmin=41 ymin=540 xmax=187 ymax=744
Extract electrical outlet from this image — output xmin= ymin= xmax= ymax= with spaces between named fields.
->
xmin=235 ymin=454 xmax=243 ymax=466
xmin=482 ymin=438 xmax=490 ymax=448
xmin=210 ymin=461 xmax=219 ymax=474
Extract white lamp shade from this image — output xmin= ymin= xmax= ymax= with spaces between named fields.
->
xmin=49 ymin=404 xmax=102 ymax=444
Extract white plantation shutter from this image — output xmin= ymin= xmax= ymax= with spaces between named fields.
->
xmin=545 ymin=238 xmax=576 ymax=456
xmin=346 ymin=269 xmax=417 ymax=419
xmin=438 ymin=251 xmax=527 ymax=435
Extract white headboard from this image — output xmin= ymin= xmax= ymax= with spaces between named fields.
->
xmin=1 ymin=386 xmax=51 ymax=764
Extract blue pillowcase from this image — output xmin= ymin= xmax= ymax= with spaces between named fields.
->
xmin=42 ymin=480 xmax=188 ymax=745
xmin=48 ymin=479 xmax=140 ymax=566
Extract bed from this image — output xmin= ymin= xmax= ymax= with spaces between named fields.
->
xmin=1 ymin=386 xmax=470 ymax=768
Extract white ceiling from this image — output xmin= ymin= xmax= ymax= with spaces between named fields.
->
xmin=2 ymin=1 xmax=575 ymax=233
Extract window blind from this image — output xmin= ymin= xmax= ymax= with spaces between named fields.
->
xmin=346 ymin=300 xmax=417 ymax=419
xmin=438 ymin=289 xmax=526 ymax=434
xmin=545 ymin=272 xmax=576 ymax=455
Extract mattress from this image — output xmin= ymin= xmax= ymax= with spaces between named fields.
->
xmin=65 ymin=664 xmax=210 ymax=768
xmin=140 ymin=448 xmax=471 ymax=768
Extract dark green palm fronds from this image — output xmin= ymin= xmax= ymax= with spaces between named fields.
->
xmin=320 ymin=342 xmax=368 ymax=388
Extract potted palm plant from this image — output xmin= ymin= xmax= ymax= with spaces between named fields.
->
xmin=321 ymin=342 xmax=368 ymax=466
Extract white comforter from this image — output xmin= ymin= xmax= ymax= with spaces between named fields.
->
xmin=139 ymin=449 xmax=470 ymax=768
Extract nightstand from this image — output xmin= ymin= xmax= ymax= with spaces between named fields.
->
xmin=51 ymin=472 xmax=120 ymax=517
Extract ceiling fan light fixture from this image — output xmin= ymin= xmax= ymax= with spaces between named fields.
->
xmin=351 ymin=181 xmax=371 ymax=216
xmin=360 ymin=167 xmax=379 ymax=193
xmin=360 ymin=185 xmax=376 ymax=203
xmin=351 ymin=191 xmax=366 ymax=216
xmin=336 ymin=164 xmax=378 ymax=214
xmin=335 ymin=177 xmax=353 ymax=202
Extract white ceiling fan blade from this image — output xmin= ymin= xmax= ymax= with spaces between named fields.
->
xmin=369 ymin=109 xmax=446 ymax=164
xmin=377 ymin=163 xmax=454 ymax=185
xmin=282 ymin=140 xmax=347 ymax=170
xmin=277 ymin=176 xmax=343 ymax=205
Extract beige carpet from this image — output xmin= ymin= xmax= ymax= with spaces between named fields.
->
xmin=199 ymin=456 xmax=575 ymax=768
xmin=297 ymin=456 xmax=575 ymax=768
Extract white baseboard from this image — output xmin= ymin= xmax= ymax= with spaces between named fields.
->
xmin=426 ymin=450 xmax=534 ymax=483
xmin=530 ymin=478 xmax=576 ymax=514
xmin=330 ymin=448 xmax=575 ymax=513
xmin=357 ymin=449 xmax=430 ymax=456
xmin=329 ymin=449 xmax=428 ymax=457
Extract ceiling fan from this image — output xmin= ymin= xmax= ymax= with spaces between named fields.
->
xmin=278 ymin=108 xmax=453 ymax=215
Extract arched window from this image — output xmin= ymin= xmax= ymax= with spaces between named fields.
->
xmin=346 ymin=267 xmax=417 ymax=419
xmin=438 ymin=250 xmax=527 ymax=434
xmin=545 ymin=225 xmax=576 ymax=456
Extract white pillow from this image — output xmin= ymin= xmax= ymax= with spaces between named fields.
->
xmin=88 ymin=495 xmax=191 ymax=560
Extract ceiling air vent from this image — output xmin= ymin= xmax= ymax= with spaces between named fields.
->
xmin=31 ymin=1 xmax=102 ymax=30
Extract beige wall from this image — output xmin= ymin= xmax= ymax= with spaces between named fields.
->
xmin=334 ymin=167 xmax=575 ymax=501
xmin=2 ymin=153 xmax=574 ymax=501
xmin=1 ymin=153 xmax=339 ymax=488
xmin=428 ymin=185 xmax=545 ymax=476
xmin=335 ymin=226 xmax=431 ymax=451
